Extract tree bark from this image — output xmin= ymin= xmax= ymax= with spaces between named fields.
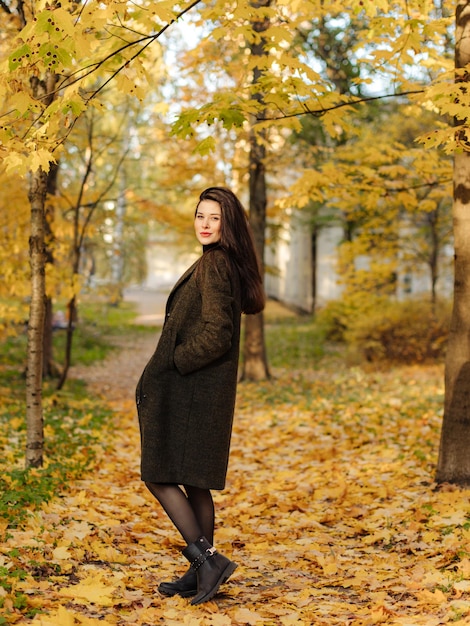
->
xmin=56 ymin=296 xmax=77 ymax=391
xmin=43 ymin=162 xmax=59 ymax=378
xmin=311 ymin=226 xmax=318 ymax=314
xmin=241 ymin=0 xmax=271 ymax=381
xmin=243 ymin=122 xmax=270 ymax=379
xmin=26 ymin=168 xmax=48 ymax=468
xmin=436 ymin=0 xmax=470 ymax=486
xmin=26 ymin=71 xmax=58 ymax=465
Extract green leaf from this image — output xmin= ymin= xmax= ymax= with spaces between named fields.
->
xmin=8 ymin=44 xmax=32 ymax=71
xmin=220 ymin=108 xmax=246 ymax=130
xmin=38 ymin=42 xmax=73 ymax=69
xmin=171 ymin=110 xmax=201 ymax=139
xmin=194 ymin=136 xmax=216 ymax=155
xmin=36 ymin=8 xmax=76 ymax=39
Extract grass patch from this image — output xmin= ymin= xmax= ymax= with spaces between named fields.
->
xmin=54 ymin=298 xmax=154 ymax=366
xmin=0 ymin=376 xmax=114 ymax=529
xmin=0 ymin=298 xmax=141 ymax=530
xmin=0 ymin=362 xmax=114 ymax=620
xmin=265 ymin=317 xmax=330 ymax=369
xmin=78 ymin=297 xmax=141 ymax=333
xmin=3 ymin=298 xmax=155 ymax=374
xmin=0 ymin=297 xmax=134 ymax=623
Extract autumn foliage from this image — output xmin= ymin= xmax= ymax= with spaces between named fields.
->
xmin=1 ymin=308 xmax=469 ymax=625
xmin=1 ymin=0 xmax=470 ymax=621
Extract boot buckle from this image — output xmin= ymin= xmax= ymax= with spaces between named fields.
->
xmin=206 ymin=546 xmax=217 ymax=556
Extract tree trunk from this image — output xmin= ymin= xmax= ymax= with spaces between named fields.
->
xmin=243 ymin=313 xmax=269 ymax=380
xmin=43 ymin=163 xmax=59 ymax=378
xmin=436 ymin=0 xmax=470 ymax=486
xmin=243 ymin=124 xmax=270 ymax=379
xmin=56 ymin=295 xmax=77 ymax=391
xmin=111 ymin=169 xmax=127 ymax=301
xmin=26 ymin=168 xmax=48 ymax=468
xmin=241 ymin=0 xmax=271 ymax=381
xmin=311 ymin=226 xmax=318 ymax=314
xmin=429 ymin=210 xmax=438 ymax=308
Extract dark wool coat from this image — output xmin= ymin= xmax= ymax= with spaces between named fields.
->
xmin=136 ymin=246 xmax=242 ymax=490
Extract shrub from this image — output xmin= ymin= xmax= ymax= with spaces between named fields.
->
xmin=315 ymin=293 xmax=390 ymax=343
xmin=346 ymin=298 xmax=451 ymax=363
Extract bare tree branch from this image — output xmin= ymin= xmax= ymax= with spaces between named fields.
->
xmin=258 ymin=89 xmax=426 ymax=121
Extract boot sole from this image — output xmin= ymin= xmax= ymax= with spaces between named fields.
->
xmin=158 ymin=584 xmax=197 ymax=598
xmin=190 ymin=561 xmax=238 ymax=605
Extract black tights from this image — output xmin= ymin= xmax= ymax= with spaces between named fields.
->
xmin=145 ymin=482 xmax=215 ymax=545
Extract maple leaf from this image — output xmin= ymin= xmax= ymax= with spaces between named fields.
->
xmin=58 ymin=574 xmax=121 ymax=607
xmin=233 ymin=608 xmax=263 ymax=624
xmin=29 ymin=148 xmax=57 ymax=173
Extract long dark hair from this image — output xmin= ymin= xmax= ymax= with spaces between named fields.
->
xmin=197 ymin=187 xmax=265 ymax=315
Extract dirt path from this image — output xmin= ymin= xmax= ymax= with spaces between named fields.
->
xmin=70 ymin=283 xmax=167 ymax=402
xmin=69 ymin=333 xmax=156 ymax=405
xmin=10 ymin=313 xmax=460 ymax=625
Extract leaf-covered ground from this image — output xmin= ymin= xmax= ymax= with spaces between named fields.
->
xmin=2 ymin=335 xmax=470 ymax=625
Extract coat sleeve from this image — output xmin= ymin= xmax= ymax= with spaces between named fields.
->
xmin=173 ymin=252 xmax=235 ymax=376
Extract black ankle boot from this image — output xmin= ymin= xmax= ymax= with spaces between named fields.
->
xmin=158 ymin=567 xmax=198 ymax=597
xmin=182 ymin=536 xmax=237 ymax=605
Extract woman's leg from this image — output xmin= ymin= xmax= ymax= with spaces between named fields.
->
xmin=184 ymin=485 xmax=215 ymax=544
xmin=150 ymin=482 xmax=235 ymax=603
xmin=145 ymin=482 xmax=202 ymax=544
xmin=148 ymin=482 xmax=215 ymax=598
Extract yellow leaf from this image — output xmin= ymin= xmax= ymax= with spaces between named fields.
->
xmin=280 ymin=614 xmax=304 ymax=625
xmin=233 ymin=608 xmax=264 ymax=624
xmin=30 ymin=605 xmax=76 ymax=625
xmin=29 ymin=149 xmax=56 ymax=174
xmin=416 ymin=588 xmax=448 ymax=605
xmin=457 ymin=557 xmax=470 ymax=577
xmin=454 ymin=580 xmax=470 ymax=592
xmin=52 ymin=546 xmax=72 ymax=560
xmin=210 ymin=614 xmax=232 ymax=626
xmin=316 ymin=554 xmax=338 ymax=576
xmin=58 ymin=574 xmax=119 ymax=607
xmin=3 ymin=152 xmax=28 ymax=176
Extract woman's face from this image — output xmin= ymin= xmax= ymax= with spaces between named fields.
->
xmin=194 ymin=199 xmax=222 ymax=246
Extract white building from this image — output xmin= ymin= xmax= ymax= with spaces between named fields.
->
xmin=134 ymin=213 xmax=453 ymax=317
xmin=264 ymin=213 xmax=453 ymax=313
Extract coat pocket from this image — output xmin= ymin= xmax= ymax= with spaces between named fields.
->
xmin=155 ymin=327 xmax=176 ymax=372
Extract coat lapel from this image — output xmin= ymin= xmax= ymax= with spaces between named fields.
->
xmin=165 ymin=258 xmax=200 ymax=315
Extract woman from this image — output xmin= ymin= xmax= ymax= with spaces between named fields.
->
xmin=136 ymin=187 xmax=265 ymax=605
